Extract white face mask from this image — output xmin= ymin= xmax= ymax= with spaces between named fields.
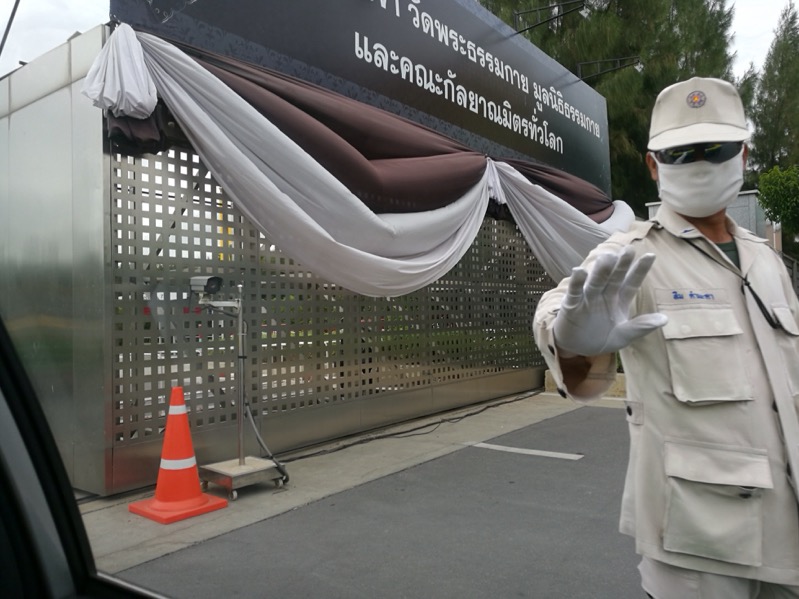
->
xmin=655 ymin=149 xmax=744 ymax=218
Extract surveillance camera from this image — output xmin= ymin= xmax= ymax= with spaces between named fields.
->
xmin=190 ymin=276 xmax=223 ymax=294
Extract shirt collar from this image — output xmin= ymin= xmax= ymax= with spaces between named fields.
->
xmin=651 ymin=203 xmax=759 ymax=243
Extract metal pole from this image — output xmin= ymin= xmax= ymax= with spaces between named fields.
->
xmin=237 ymin=283 xmax=245 ymax=466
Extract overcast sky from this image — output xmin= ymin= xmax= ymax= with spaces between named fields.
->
xmin=0 ymin=1 xmax=784 ymax=81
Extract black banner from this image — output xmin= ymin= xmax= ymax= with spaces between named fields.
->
xmin=110 ymin=0 xmax=610 ymax=193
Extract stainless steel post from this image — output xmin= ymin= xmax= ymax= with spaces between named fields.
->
xmin=237 ymin=283 xmax=245 ymax=466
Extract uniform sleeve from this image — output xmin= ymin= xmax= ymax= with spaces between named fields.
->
xmin=533 ymin=244 xmax=619 ymax=402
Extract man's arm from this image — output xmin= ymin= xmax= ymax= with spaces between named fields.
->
xmin=534 ymin=280 xmax=617 ymax=401
xmin=533 ymin=246 xmax=667 ymax=401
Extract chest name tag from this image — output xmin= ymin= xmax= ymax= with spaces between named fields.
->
xmin=656 ymin=288 xmax=727 ymax=305
xmin=672 ymin=290 xmax=714 ymax=300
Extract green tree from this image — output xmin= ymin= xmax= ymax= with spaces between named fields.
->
xmin=758 ymin=166 xmax=799 ymax=251
xmin=736 ymin=63 xmax=760 ymax=189
xmin=750 ymin=1 xmax=799 ymax=170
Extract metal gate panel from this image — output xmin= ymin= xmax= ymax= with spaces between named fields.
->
xmin=109 ymin=146 xmax=552 ymax=494
xmin=0 ymin=25 xmax=556 ymax=496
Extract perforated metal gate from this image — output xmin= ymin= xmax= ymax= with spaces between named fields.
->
xmin=109 ymin=146 xmax=552 ymax=493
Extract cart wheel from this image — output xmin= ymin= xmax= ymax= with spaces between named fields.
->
xmin=201 ymin=481 xmax=209 ymax=491
xmin=228 ymin=490 xmax=238 ymax=501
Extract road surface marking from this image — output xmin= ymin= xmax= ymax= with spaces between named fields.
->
xmin=473 ymin=442 xmax=583 ymax=461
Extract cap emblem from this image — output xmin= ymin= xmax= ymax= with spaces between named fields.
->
xmin=686 ymin=91 xmax=706 ymax=108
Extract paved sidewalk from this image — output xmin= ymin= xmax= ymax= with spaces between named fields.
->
xmin=81 ymin=391 xmax=642 ymax=598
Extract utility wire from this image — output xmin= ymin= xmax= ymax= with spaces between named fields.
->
xmin=0 ymin=0 xmax=21 ymax=62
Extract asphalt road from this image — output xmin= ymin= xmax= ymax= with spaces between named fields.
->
xmin=118 ymin=405 xmax=643 ymax=598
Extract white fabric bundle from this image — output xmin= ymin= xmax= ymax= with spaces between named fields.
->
xmin=82 ymin=24 xmax=157 ymax=118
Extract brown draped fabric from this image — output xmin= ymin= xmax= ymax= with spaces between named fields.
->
xmin=197 ymin=54 xmax=486 ymax=213
xmin=504 ymin=159 xmax=615 ymax=221
xmin=107 ymin=35 xmax=614 ymax=221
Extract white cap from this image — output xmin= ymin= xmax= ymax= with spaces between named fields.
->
xmin=648 ymin=77 xmax=750 ymax=151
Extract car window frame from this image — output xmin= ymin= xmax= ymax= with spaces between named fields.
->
xmin=0 ymin=315 xmax=166 ymax=599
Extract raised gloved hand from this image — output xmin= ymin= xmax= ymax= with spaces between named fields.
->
xmin=553 ymin=246 xmax=668 ymax=357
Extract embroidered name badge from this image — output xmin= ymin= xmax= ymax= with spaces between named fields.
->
xmin=656 ymin=288 xmax=727 ymax=306
xmin=671 ymin=290 xmax=715 ymax=300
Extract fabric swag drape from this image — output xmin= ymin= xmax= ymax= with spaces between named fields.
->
xmin=83 ymin=24 xmax=634 ymax=295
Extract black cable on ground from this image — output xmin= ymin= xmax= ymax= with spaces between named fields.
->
xmin=278 ymin=388 xmax=545 ymax=464
xmin=244 ymin=401 xmax=290 ymax=483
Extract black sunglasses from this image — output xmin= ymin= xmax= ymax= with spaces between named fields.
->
xmin=655 ymin=141 xmax=743 ymax=165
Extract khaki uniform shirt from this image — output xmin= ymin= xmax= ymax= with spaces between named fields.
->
xmin=534 ymin=204 xmax=799 ymax=584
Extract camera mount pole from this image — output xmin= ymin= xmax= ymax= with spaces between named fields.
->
xmin=196 ymin=282 xmax=286 ymax=500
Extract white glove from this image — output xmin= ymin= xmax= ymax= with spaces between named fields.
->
xmin=553 ymin=246 xmax=668 ymax=357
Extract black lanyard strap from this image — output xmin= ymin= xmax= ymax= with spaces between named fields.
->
xmin=741 ymin=276 xmax=783 ymax=330
xmin=683 ymin=238 xmax=784 ymax=331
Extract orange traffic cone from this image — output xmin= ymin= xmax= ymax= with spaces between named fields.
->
xmin=129 ymin=387 xmax=227 ymax=524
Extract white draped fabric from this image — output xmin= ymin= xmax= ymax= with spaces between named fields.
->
xmin=489 ymin=161 xmax=634 ymax=279
xmin=83 ymin=24 xmax=634 ymax=294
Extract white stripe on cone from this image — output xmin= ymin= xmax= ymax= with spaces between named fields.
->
xmin=160 ymin=456 xmax=197 ymax=470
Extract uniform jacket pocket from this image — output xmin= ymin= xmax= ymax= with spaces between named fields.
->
xmin=772 ymin=303 xmax=799 ymax=395
xmin=662 ymin=439 xmax=773 ymax=566
xmin=659 ymin=305 xmax=753 ymax=404
xmin=773 ymin=304 xmax=799 ymax=336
